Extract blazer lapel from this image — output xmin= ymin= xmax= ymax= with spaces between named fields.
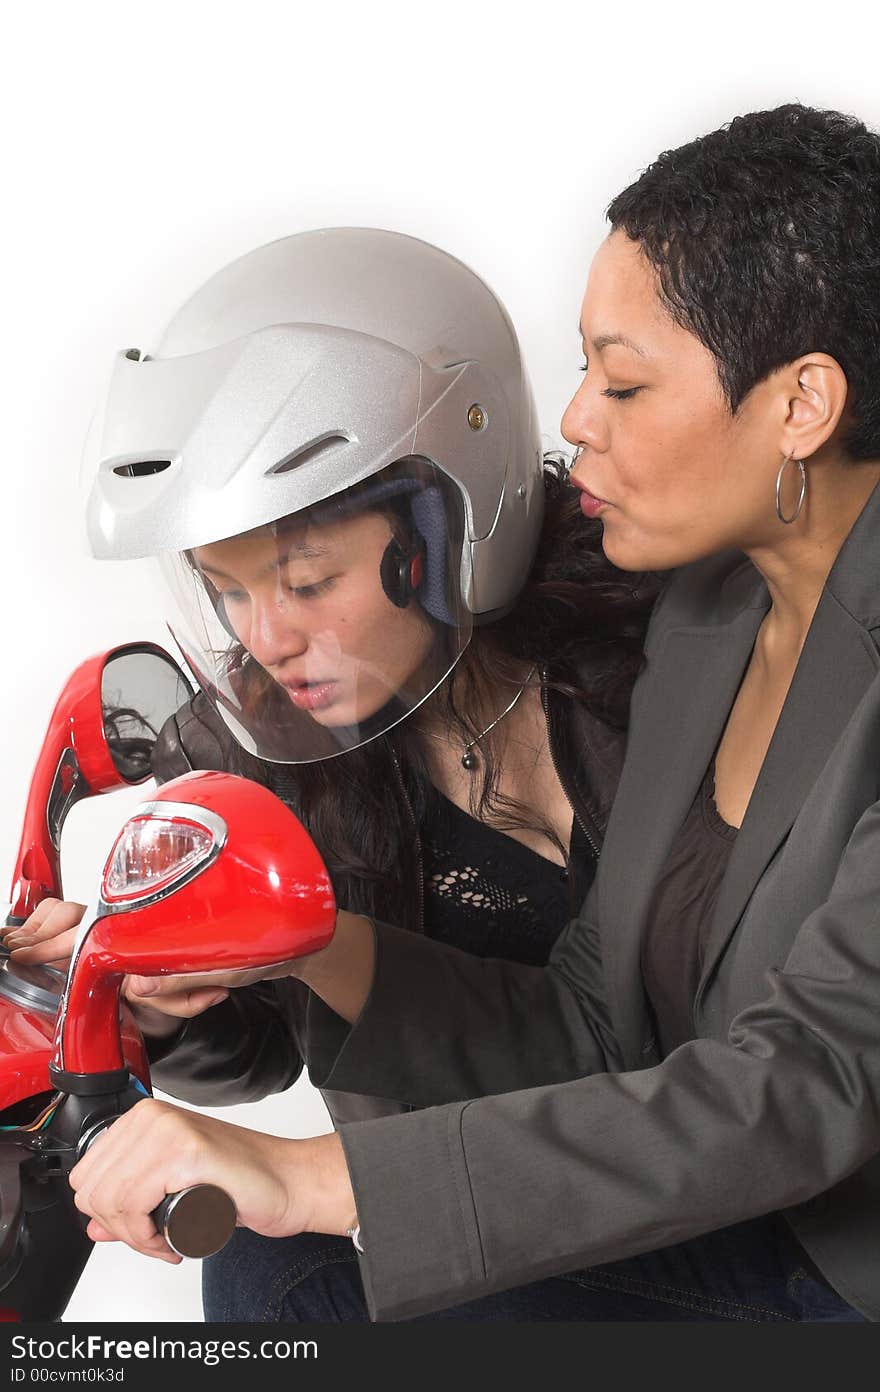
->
xmin=696 ymin=590 xmax=880 ymax=1005
xmin=599 ymin=479 xmax=880 ymax=1065
xmin=600 ymin=602 xmax=767 ymax=1066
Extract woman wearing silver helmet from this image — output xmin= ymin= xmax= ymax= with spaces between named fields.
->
xmin=9 ymin=227 xmax=659 ymax=1318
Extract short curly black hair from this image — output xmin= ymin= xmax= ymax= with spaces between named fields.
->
xmin=607 ymin=104 xmax=880 ymax=461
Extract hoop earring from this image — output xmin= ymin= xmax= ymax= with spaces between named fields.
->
xmin=775 ymin=454 xmax=807 ymax=525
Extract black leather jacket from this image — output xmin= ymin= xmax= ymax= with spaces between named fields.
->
xmin=146 ymin=669 xmax=630 ymax=1126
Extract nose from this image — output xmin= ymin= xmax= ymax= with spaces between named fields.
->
xmin=240 ymin=592 xmax=309 ymax=670
xmin=561 ymin=375 xmax=609 ymax=457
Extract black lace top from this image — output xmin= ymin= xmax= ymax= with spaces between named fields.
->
xmin=420 ymin=785 xmax=597 ymax=966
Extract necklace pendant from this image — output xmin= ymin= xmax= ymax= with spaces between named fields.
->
xmin=457 ymin=665 xmax=535 ymax=776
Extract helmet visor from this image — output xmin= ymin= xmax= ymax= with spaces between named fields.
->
xmin=158 ymin=460 xmax=473 ymax=763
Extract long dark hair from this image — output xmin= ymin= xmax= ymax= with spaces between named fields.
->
xmin=213 ymin=466 xmax=662 ymax=932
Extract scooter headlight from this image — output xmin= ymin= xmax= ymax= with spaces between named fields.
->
xmin=100 ymin=804 xmax=226 ymax=907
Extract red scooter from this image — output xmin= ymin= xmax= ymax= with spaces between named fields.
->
xmin=0 ymin=644 xmax=336 ymax=1321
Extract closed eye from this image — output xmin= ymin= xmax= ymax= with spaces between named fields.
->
xmin=581 ymin=360 xmax=641 ymax=401
xmin=219 ymin=576 xmax=337 ymax=606
xmin=287 ymin=577 xmax=337 ymax=600
xmin=602 ymin=387 xmax=642 ymax=401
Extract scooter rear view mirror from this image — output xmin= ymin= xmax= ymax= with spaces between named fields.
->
xmin=5 ymin=643 xmax=193 ymax=928
xmin=100 ymin=646 xmax=193 ymax=785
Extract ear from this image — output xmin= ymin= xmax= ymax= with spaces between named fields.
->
xmin=779 ymin=353 xmax=848 ymax=460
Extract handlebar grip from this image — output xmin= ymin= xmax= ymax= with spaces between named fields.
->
xmin=150 ymin=1184 xmax=237 ymax=1258
xmin=73 ymin=1115 xmax=236 ymax=1258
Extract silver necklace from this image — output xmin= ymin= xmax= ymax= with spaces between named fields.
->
xmin=460 ymin=665 xmax=537 ymax=771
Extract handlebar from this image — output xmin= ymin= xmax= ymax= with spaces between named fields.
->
xmin=77 ymin=1122 xmax=236 ymax=1258
xmin=151 ymin=1184 xmax=237 ymax=1259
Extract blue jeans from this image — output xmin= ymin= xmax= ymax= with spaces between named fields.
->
xmin=202 ymin=1213 xmax=867 ymax=1323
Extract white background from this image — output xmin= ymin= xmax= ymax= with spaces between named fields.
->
xmin=1 ymin=0 xmax=877 ymax=1322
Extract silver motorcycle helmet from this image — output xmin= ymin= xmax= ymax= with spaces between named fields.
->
xmin=81 ymin=228 xmax=544 ymax=763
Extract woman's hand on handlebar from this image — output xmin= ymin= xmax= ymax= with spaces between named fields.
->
xmin=68 ymin=1098 xmax=357 ymax=1263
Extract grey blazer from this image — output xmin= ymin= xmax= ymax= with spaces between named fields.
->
xmin=308 ymin=479 xmax=880 ymax=1322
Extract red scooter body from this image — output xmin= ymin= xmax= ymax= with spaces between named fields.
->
xmin=0 ymin=642 xmax=193 ymax=1318
xmin=0 ymin=644 xmax=335 ymax=1320
xmin=0 ymin=975 xmax=149 ymax=1111
xmin=1 ymin=642 xmax=189 ymax=1110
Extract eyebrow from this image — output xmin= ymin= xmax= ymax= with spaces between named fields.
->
xmin=198 ymin=546 xmax=329 ymax=584
xmin=578 ymin=325 xmax=651 ymax=359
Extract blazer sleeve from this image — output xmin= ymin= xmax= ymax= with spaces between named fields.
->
xmin=306 ymin=878 xmax=620 ymax=1105
xmin=148 ymin=979 xmax=307 ymax=1105
xmin=338 ymin=795 xmax=880 ymax=1320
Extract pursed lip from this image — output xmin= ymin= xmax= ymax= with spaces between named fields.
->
xmin=570 ymin=476 xmax=611 ymax=507
xmin=571 ymin=477 xmax=613 ymax=517
xmin=277 ymin=676 xmax=338 ymax=690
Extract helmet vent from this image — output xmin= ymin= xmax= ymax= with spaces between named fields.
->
xmin=112 ymin=460 xmax=173 ymax=478
xmin=268 ymin=433 xmax=352 ymax=476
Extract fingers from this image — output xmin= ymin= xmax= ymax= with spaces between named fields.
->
xmin=78 ymin=1201 xmax=182 ymax=1263
xmin=123 ymin=976 xmax=230 ymax=1021
xmin=68 ymin=1098 xmax=302 ymax=1252
xmin=7 ymin=897 xmax=86 ymax=939
xmin=3 ymin=899 xmax=87 ymax=968
xmin=1 ymin=897 xmax=60 ymax=938
xmin=126 ymin=973 xmax=210 ymax=997
xmin=127 ymin=964 xmax=284 ymax=994
xmin=70 ymin=1102 xmax=187 ymax=1264
xmin=87 ymin=1218 xmax=177 ymax=1260
xmin=8 ymin=924 xmax=79 ymax=967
